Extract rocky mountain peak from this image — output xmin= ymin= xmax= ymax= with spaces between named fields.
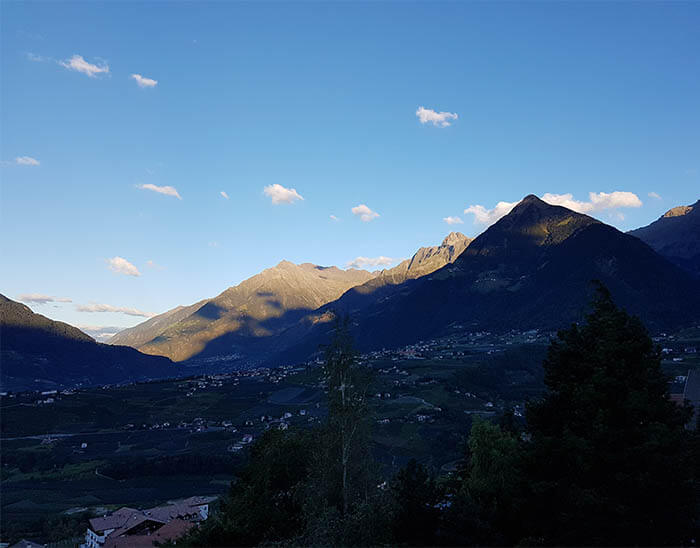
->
xmin=441 ymin=231 xmax=468 ymax=247
xmin=663 ymin=204 xmax=694 ymax=218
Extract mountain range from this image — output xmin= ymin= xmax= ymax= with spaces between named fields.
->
xmin=276 ymin=195 xmax=700 ymax=362
xmin=3 ymin=195 xmax=699 ymax=390
xmin=109 ymin=232 xmax=472 ymax=362
xmin=0 ymin=294 xmax=174 ymax=391
xmin=628 ymin=199 xmax=700 ymax=278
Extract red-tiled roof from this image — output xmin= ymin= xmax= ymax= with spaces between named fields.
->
xmin=104 ymin=519 xmax=195 ymax=548
xmin=89 ymin=507 xmax=139 ymax=532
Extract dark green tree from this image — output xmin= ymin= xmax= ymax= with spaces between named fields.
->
xmin=301 ymin=315 xmax=390 ymax=546
xmin=524 ymin=282 xmax=696 ymax=545
xmin=390 ymin=458 xmax=440 ymax=545
xmin=320 ymin=315 xmax=374 ymax=516
xmin=438 ymin=417 xmax=525 ymax=546
xmin=187 ymin=428 xmax=314 ymax=546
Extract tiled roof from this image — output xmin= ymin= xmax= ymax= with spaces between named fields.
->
xmin=103 ymin=519 xmax=195 ymax=548
xmin=88 ymin=507 xmax=139 ymax=532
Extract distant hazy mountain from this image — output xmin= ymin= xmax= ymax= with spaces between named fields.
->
xmin=628 ymin=199 xmax=700 ymax=278
xmin=109 ymin=300 xmax=208 ymax=349
xmin=110 ymin=262 xmax=375 ymax=362
xmin=0 ymin=294 xmax=174 ymax=391
xmin=278 ymin=195 xmax=700 ymax=361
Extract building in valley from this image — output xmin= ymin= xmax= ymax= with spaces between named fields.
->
xmin=82 ymin=496 xmax=216 ymax=548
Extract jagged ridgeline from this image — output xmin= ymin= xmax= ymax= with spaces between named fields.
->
xmin=278 ymin=195 xmax=700 ymax=362
xmin=628 ymin=199 xmax=700 ymax=278
xmin=3 ymin=195 xmax=699 ymax=386
xmin=108 ymin=233 xmax=472 ymax=362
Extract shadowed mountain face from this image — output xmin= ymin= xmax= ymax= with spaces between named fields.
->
xmin=111 ymin=262 xmax=376 ymax=362
xmin=277 ymin=196 xmax=700 ymax=362
xmin=628 ymin=199 xmax=700 ymax=278
xmin=0 ymin=295 xmax=174 ymax=391
xmin=329 ymin=232 xmax=473 ymax=312
xmin=377 ymin=231 xmax=472 ymax=284
xmin=110 ymin=235 xmax=472 ymax=363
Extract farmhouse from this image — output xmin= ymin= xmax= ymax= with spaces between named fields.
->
xmin=81 ymin=496 xmax=215 ymax=548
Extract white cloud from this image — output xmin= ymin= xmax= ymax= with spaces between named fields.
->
xmin=137 ymin=183 xmax=182 ymax=199
xmin=464 ymin=191 xmax=643 ymax=227
xmin=263 ymin=184 xmax=304 ymax=204
xmin=346 ymin=256 xmax=395 ymax=269
xmin=76 ymin=303 xmax=154 ymax=318
xmin=107 ymin=256 xmax=141 ymax=277
xmin=416 ymin=106 xmax=458 ymax=128
xmin=330 ymin=214 xmax=340 ymax=222
xmin=648 ymin=192 xmax=661 ymax=200
xmin=130 ymin=73 xmax=158 ymax=88
xmin=220 ymin=191 xmax=229 ymax=200
xmin=59 ymin=54 xmax=109 ymax=77
xmin=351 ymin=204 xmax=380 ymax=222
xmin=541 ymin=191 xmax=642 ymax=213
xmin=443 ymin=216 xmax=464 ymax=225
xmin=16 ymin=156 xmax=40 ymax=166
xmin=464 ymin=201 xmax=519 ymax=226
xmin=18 ymin=293 xmax=72 ymax=304
xmin=145 ymin=260 xmax=165 ymax=270
xmin=208 ymin=241 xmax=219 ymax=248
xmin=77 ymin=325 xmax=125 ymax=342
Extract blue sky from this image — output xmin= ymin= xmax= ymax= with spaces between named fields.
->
xmin=2 ymin=1 xmax=699 ymax=337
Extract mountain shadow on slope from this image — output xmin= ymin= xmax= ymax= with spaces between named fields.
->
xmin=109 ymin=234 xmax=472 ymax=364
xmin=0 ymin=294 xmax=175 ymax=391
xmin=274 ymin=195 xmax=700 ymax=363
xmin=628 ymin=199 xmax=700 ymax=278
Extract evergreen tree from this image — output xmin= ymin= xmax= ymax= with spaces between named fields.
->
xmin=390 ymin=458 xmax=440 ymax=545
xmin=320 ymin=315 xmax=374 ymax=516
xmin=187 ymin=428 xmax=313 ymax=546
xmin=301 ymin=315 xmax=390 ymax=546
xmin=524 ymin=282 xmax=696 ymax=545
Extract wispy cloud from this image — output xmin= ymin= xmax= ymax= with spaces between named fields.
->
xmin=443 ymin=216 xmax=464 ymax=225
xmin=264 ymin=184 xmax=304 ymax=204
xmin=137 ymin=183 xmax=182 ymax=199
xmin=130 ymin=73 xmax=158 ymax=88
xmin=346 ymin=256 xmax=395 ymax=269
xmin=16 ymin=156 xmax=40 ymax=166
xmin=416 ymin=106 xmax=458 ymax=128
xmin=541 ymin=191 xmax=642 ymax=213
xmin=648 ymin=192 xmax=661 ymax=200
xmin=26 ymin=52 xmax=48 ymax=62
xmin=208 ymin=241 xmax=219 ymax=248
xmin=76 ymin=303 xmax=154 ymax=318
xmin=59 ymin=54 xmax=109 ymax=78
xmin=220 ymin=191 xmax=229 ymax=200
xmin=330 ymin=214 xmax=340 ymax=222
xmin=464 ymin=191 xmax=644 ymax=227
xmin=18 ymin=293 xmax=72 ymax=304
xmin=145 ymin=260 xmax=165 ymax=270
xmin=107 ymin=256 xmax=141 ymax=277
xmin=351 ymin=204 xmax=380 ymax=222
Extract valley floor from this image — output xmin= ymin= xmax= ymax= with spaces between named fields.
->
xmin=2 ymin=327 xmax=698 ymax=545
